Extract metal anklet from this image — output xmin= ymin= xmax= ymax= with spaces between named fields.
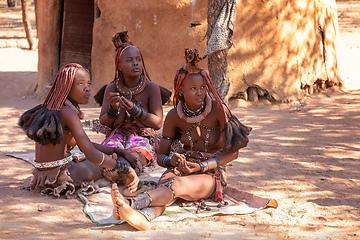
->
xmin=128 ymin=192 xmax=152 ymax=210
xmin=138 ymin=207 xmax=157 ymax=222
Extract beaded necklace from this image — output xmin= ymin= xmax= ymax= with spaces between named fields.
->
xmin=177 ymin=94 xmax=212 ymax=124
xmin=183 ymin=100 xmax=205 ymax=117
xmin=115 ymin=74 xmax=146 ymax=100
xmin=64 ymin=99 xmax=84 ymax=120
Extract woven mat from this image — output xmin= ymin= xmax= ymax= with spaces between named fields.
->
xmin=79 ymin=167 xmax=277 ymax=226
xmin=7 ymin=152 xmax=278 ymax=225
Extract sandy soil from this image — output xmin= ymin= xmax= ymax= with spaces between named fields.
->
xmin=0 ymin=1 xmax=359 ymax=239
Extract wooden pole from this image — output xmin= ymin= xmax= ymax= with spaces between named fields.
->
xmin=21 ymin=0 xmax=35 ymax=50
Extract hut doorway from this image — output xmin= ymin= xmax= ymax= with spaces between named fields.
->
xmin=59 ymin=0 xmax=94 ymax=71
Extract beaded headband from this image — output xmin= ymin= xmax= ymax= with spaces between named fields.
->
xmin=118 ymin=45 xmax=138 ymax=60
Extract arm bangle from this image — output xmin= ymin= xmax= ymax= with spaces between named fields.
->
xmin=214 ymin=157 xmax=220 ymax=168
xmin=107 ymin=105 xmax=119 ymax=118
xmin=162 ymin=156 xmax=172 ymax=168
xmin=99 ymin=153 xmax=105 ymax=166
xmin=197 ymin=161 xmax=204 ymax=172
xmin=128 ymin=104 xmax=143 ymax=119
xmin=206 ymin=158 xmax=219 ymax=170
xmin=202 ymin=160 xmax=209 ymax=172
xmin=115 ymin=160 xmax=130 ymax=174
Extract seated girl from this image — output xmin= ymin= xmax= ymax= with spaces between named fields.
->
xmin=19 ymin=63 xmax=139 ymax=198
xmin=110 ymin=49 xmax=251 ymax=230
xmin=93 ymin=31 xmax=164 ymax=184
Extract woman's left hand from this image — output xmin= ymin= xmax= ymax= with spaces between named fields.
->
xmin=178 ymin=159 xmax=201 ymax=174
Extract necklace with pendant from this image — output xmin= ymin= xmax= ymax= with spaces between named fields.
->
xmin=195 ymin=122 xmax=201 ymax=136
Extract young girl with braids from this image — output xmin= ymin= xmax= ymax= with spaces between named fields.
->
xmin=110 ymin=49 xmax=251 ymax=230
xmin=19 ymin=63 xmax=139 ymax=198
xmin=95 ymin=31 xmax=163 ymax=185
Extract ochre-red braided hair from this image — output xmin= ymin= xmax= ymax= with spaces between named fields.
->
xmin=173 ymin=66 xmax=233 ymax=120
xmin=173 ymin=49 xmax=251 ymax=152
xmin=42 ymin=63 xmax=86 ymax=111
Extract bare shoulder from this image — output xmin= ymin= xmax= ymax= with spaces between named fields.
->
xmin=145 ymin=80 xmax=160 ymax=91
xmin=165 ymin=108 xmax=178 ymax=120
xmin=106 ymin=82 xmax=117 ymax=92
xmin=61 ymin=105 xmax=77 ymax=116
xmin=210 ymin=99 xmax=226 ymax=121
xmin=211 ymin=99 xmax=222 ymax=113
xmin=60 ymin=106 xmax=80 ymax=123
xmin=164 ymin=108 xmax=179 ymax=124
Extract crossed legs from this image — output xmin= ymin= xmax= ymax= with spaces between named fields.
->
xmin=111 ymin=171 xmax=216 ymax=231
xmin=111 ymin=183 xmax=151 ymax=231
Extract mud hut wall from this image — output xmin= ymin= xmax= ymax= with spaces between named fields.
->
xmin=36 ymin=0 xmax=62 ymax=96
xmin=91 ymin=0 xmax=208 ymax=95
xmin=317 ymin=0 xmax=340 ymax=83
xmin=90 ymin=0 xmax=339 ymax=101
xmin=228 ymin=0 xmax=338 ymax=100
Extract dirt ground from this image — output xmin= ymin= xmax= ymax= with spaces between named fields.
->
xmin=0 ymin=1 xmax=359 ymax=239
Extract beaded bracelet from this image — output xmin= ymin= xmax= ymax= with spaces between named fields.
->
xmin=162 ymin=156 xmax=172 ymax=168
xmin=115 ymin=160 xmax=130 ymax=174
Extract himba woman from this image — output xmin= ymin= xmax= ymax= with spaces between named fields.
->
xmin=110 ymin=49 xmax=252 ymax=230
xmin=94 ymin=31 xmax=163 ymax=186
xmin=19 ymin=63 xmax=139 ymax=198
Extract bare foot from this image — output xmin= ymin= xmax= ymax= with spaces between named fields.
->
xmin=111 ymin=183 xmax=129 ymax=220
xmin=102 ymin=168 xmax=124 ymax=183
xmin=111 ymin=184 xmax=151 ymax=231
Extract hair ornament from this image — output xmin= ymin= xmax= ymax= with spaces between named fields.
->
xmin=112 ymin=31 xmax=132 ymax=50
xmin=184 ymin=48 xmax=202 ymax=74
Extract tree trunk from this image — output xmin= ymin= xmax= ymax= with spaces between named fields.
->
xmin=206 ymin=0 xmax=230 ymax=100
xmin=21 ymin=0 xmax=35 ymax=50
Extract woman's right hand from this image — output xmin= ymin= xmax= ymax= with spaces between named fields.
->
xmin=170 ymin=153 xmax=186 ymax=166
xmin=118 ymin=96 xmax=134 ymax=111
xmin=178 ymin=159 xmax=201 ymax=174
xmin=108 ymin=92 xmax=120 ymax=109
